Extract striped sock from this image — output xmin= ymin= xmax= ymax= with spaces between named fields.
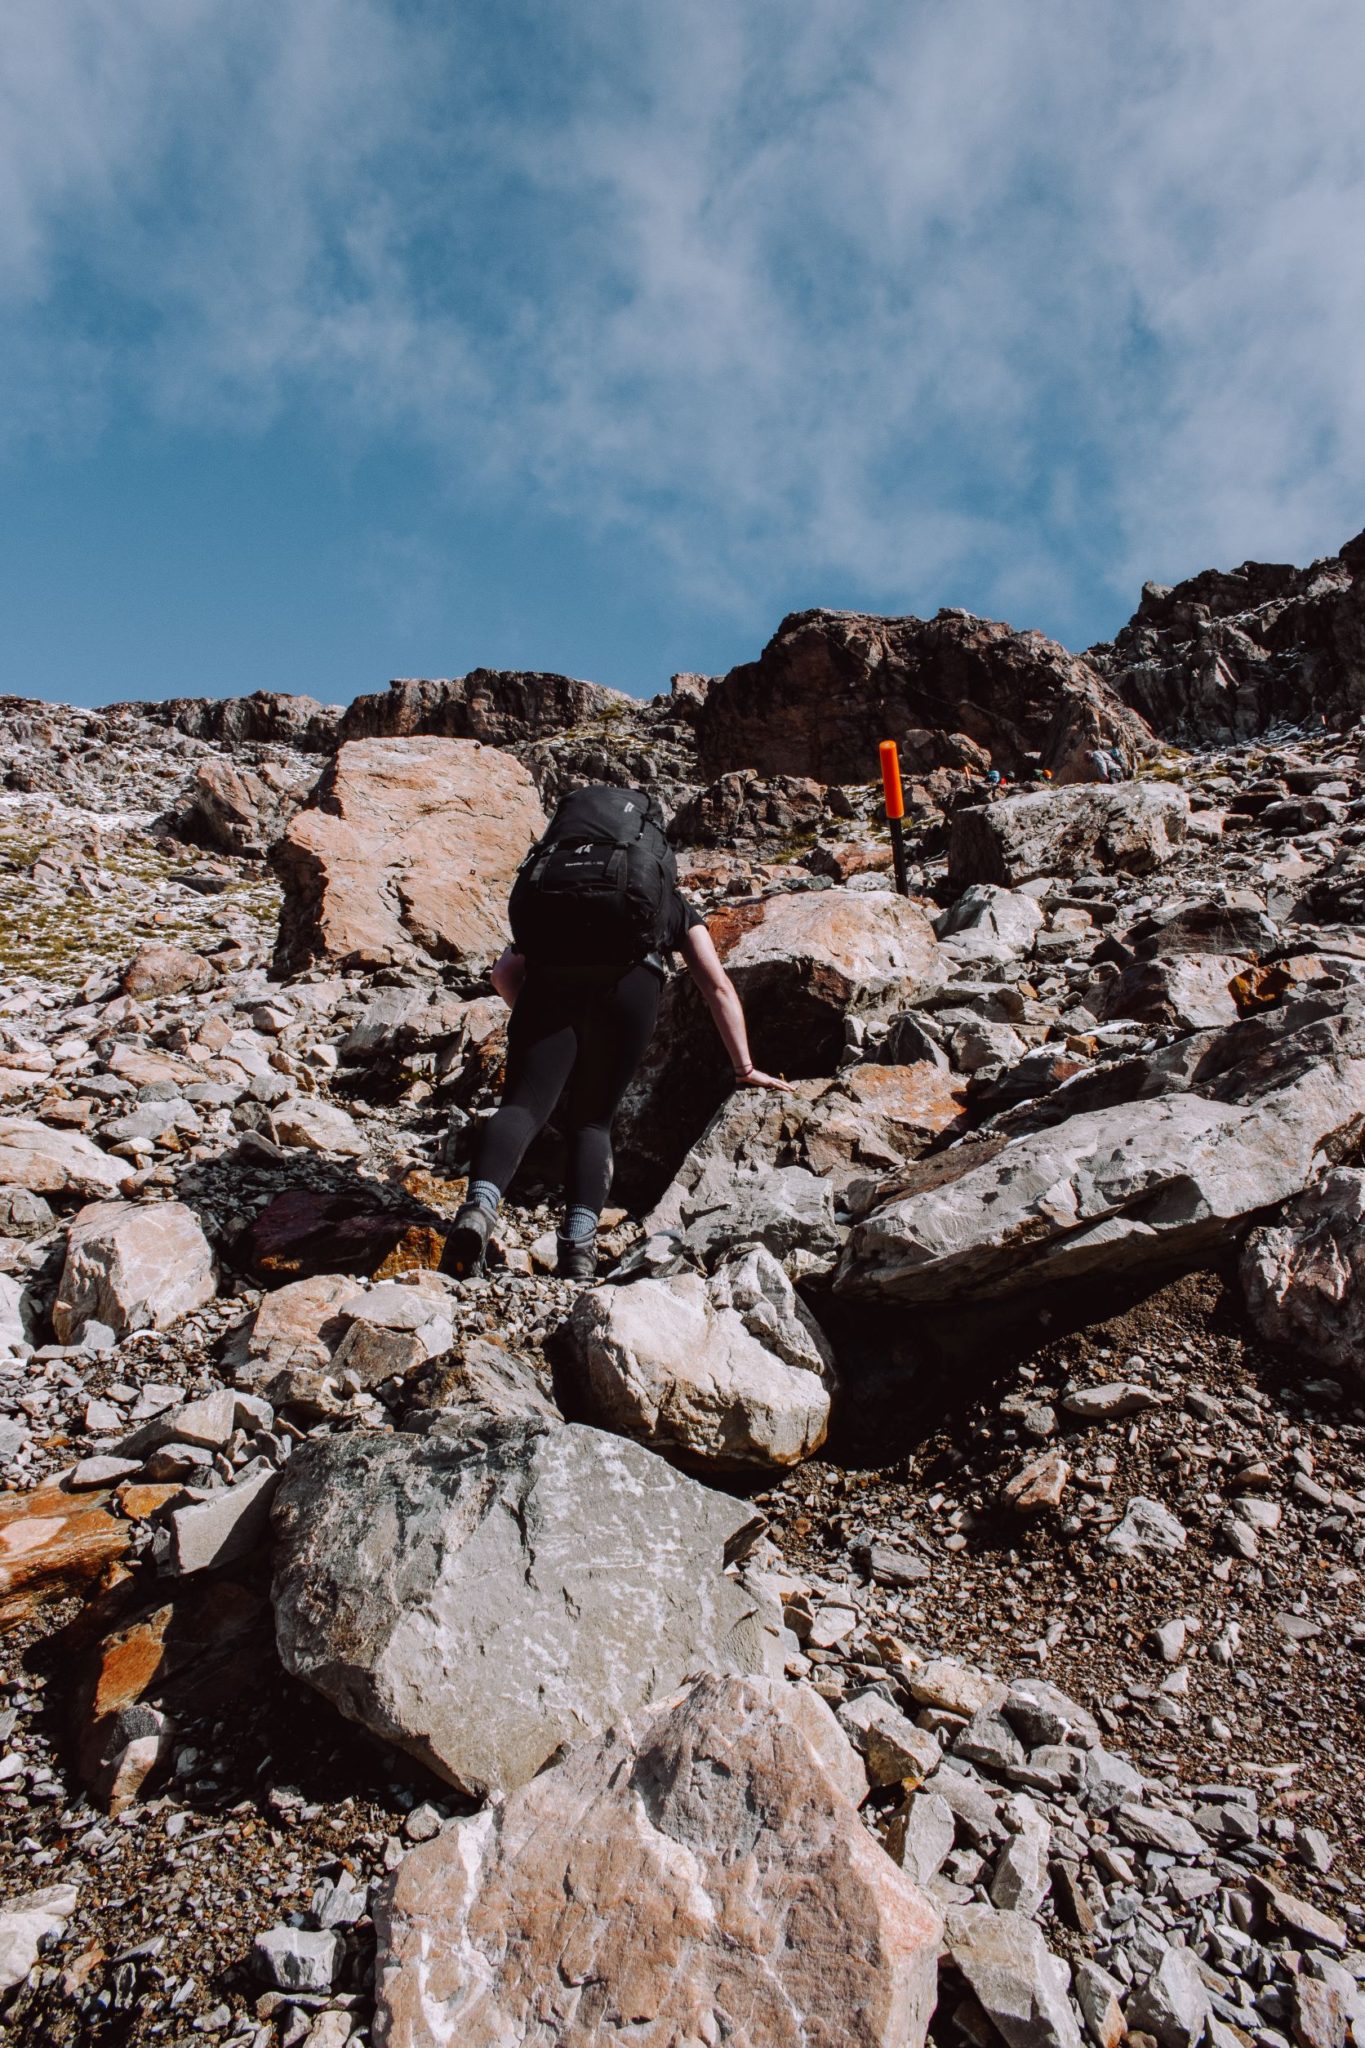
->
xmin=560 ymin=1205 xmax=598 ymax=1244
xmin=467 ymin=1179 xmax=502 ymax=1217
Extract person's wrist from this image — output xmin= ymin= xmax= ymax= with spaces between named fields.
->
xmin=732 ymin=1063 xmax=755 ymax=1080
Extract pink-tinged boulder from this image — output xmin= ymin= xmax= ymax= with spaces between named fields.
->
xmin=0 ymin=1119 xmax=125 ymax=1199
xmin=272 ymin=737 xmax=545 ymax=974
xmin=374 ymin=1673 xmax=943 ymax=2048
xmin=120 ymin=943 xmax=215 ymax=1000
xmin=560 ymin=1247 xmax=836 ymax=1470
xmin=1240 ymin=1168 xmax=1365 ymax=1378
xmin=716 ymin=889 xmax=945 ymax=1018
xmin=221 ymin=1272 xmax=357 ymax=1385
xmin=53 ymin=1201 xmax=216 ymax=1343
xmin=614 ymin=890 xmax=946 ymax=1206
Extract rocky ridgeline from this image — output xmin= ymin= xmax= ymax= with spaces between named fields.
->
xmin=0 ymin=539 xmax=1364 ymax=2045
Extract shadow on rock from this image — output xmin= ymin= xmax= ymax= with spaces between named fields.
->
xmin=810 ymin=1253 xmax=1245 ymax=1470
xmin=176 ymin=1154 xmax=460 ymax=1285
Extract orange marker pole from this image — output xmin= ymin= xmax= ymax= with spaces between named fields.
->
xmin=879 ymin=740 xmax=910 ymax=897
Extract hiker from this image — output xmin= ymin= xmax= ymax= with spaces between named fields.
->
xmin=442 ymin=785 xmax=790 ymax=1282
xmin=1087 ymin=746 xmax=1124 ymax=783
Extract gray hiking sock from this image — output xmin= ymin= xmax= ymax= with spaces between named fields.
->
xmin=560 ymin=1204 xmax=598 ymax=1245
xmin=467 ymin=1179 xmax=502 ymax=1217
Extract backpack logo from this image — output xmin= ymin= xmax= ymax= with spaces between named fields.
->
xmin=508 ymin=785 xmax=675 ymax=967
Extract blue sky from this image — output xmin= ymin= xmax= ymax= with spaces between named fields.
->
xmin=5 ymin=1 xmax=1365 ymax=711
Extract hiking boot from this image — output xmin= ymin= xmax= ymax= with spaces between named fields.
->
xmin=441 ymin=1203 xmax=495 ymax=1279
xmin=555 ymin=1233 xmax=597 ymax=1282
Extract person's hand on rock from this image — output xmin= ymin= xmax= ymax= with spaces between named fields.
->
xmin=733 ymin=1065 xmax=792 ymax=1093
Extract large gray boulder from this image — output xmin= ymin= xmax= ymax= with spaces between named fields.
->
xmin=1240 ymin=1167 xmax=1365 ymax=1378
xmin=987 ymin=985 xmax=1365 ymax=1144
xmin=271 ymin=1422 xmax=779 ymax=1798
xmin=949 ymin=783 xmax=1188 ymax=889
xmin=836 ymin=1050 xmax=1365 ymax=1304
xmin=375 ymin=1673 xmax=943 ymax=2048
xmin=936 ymin=883 xmax=1045 ymax=953
xmin=559 ymin=1247 xmax=836 ymax=1469
xmin=667 ymin=1165 xmax=844 ymax=1270
xmin=1101 ymin=954 xmax=1246 ymax=1032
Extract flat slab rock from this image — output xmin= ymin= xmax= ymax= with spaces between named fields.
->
xmin=375 ymin=1672 xmax=943 ymax=2048
xmin=0 ymin=1118 xmax=125 ymax=1199
xmin=836 ymin=1054 xmax=1365 ymax=1304
xmin=271 ymin=1421 xmax=780 ymax=1799
xmin=0 ymin=1483 xmax=130 ymax=1631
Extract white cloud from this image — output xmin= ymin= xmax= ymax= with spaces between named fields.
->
xmin=4 ymin=0 xmax=1365 ymax=640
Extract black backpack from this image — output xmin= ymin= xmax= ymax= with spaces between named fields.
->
xmin=508 ymin=786 xmax=678 ymax=968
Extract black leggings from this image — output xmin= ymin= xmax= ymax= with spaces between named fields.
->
xmin=470 ymin=963 xmax=661 ymax=1214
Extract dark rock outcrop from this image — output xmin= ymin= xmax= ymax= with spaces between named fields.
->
xmin=695 ymin=610 xmax=1153 ymax=787
xmin=180 ymin=756 xmax=319 ymax=859
xmin=670 ymin=770 xmax=832 ymax=848
xmin=337 ymin=669 xmax=627 ymax=747
xmin=111 ymin=691 xmax=343 ymax=752
xmin=1095 ymin=529 xmax=1365 ymax=741
xmin=836 ymin=989 xmax=1365 ymax=1305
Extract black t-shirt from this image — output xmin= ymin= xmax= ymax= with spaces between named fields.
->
xmin=655 ymin=888 xmax=706 ymax=961
xmin=510 ymin=888 xmax=703 ymax=979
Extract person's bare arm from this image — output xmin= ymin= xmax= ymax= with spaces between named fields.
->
xmin=682 ymin=924 xmax=791 ymax=1091
xmin=490 ymin=946 xmax=526 ymax=1007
